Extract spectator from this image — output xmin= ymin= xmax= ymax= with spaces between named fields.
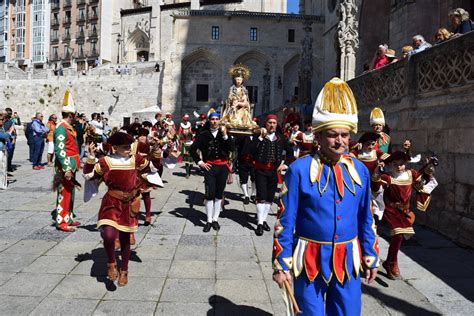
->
xmin=31 ymin=112 xmax=49 ymax=170
xmin=116 ymin=66 xmax=122 ymax=74
xmin=449 ymin=8 xmax=473 ymax=35
xmin=124 ymin=65 xmax=130 ymax=75
xmin=3 ymin=108 xmax=16 ymax=172
xmin=435 ymin=27 xmax=452 ymax=44
xmin=385 ymin=49 xmax=399 ymax=64
xmin=73 ymin=113 xmax=87 ymax=159
xmin=409 ymin=35 xmax=432 ymax=55
xmin=103 ymin=117 xmax=112 ymax=139
xmin=401 ymin=45 xmax=413 ymax=59
xmin=89 ymin=113 xmax=104 ymax=143
xmin=155 ymin=62 xmax=160 ymax=72
xmin=25 ymin=116 xmax=35 ymax=161
xmin=46 ymin=114 xmax=58 ymax=167
xmin=12 ymin=112 xmax=21 ymax=125
xmin=0 ymin=112 xmax=12 ymax=189
xmin=371 ymin=44 xmax=390 ymax=70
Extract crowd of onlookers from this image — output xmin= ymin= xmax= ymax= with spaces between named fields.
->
xmin=366 ymin=8 xmax=473 ymax=72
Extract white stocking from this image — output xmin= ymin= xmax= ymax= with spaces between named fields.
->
xmin=205 ymin=200 xmax=214 ymax=223
xmin=213 ymin=199 xmax=222 ymax=222
xmin=251 ymin=181 xmax=256 ymax=197
xmin=241 ymin=183 xmax=249 ymax=197
xmin=263 ymin=202 xmax=272 ymax=223
xmin=256 ymin=203 xmax=266 ymax=225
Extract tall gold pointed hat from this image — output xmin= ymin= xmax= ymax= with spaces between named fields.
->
xmin=370 ymin=107 xmax=385 ymax=126
xmin=62 ymin=89 xmax=76 ymax=113
xmin=312 ymin=77 xmax=358 ymax=133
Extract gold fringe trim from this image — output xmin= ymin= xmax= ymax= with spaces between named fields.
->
xmin=321 ymin=78 xmax=357 ymax=115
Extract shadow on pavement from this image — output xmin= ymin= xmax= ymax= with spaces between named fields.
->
xmin=363 ymin=286 xmax=442 ymax=315
xmin=75 ymin=247 xmax=142 ymax=292
xmin=378 ymin=224 xmax=474 ymax=301
xmin=207 ymin=295 xmax=272 ymax=316
xmin=221 ymin=208 xmax=256 ymax=231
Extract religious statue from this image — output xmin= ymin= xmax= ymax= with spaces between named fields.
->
xmin=221 ymin=64 xmax=259 ymax=134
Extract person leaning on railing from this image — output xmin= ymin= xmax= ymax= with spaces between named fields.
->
xmin=449 ymin=8 xmax=473 ymax=35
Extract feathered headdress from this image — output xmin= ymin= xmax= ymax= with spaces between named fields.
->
xmin=228 ymin=63 xmax=251 ymax=81
xmin=312 ymin=77 xmax=358 ymax=133
xmin=370 ymin=107 xmax=385 ymax=126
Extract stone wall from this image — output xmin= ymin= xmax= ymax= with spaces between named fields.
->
xmin=348 ymin=31 xmax=474 ymax=247
xmin=0 ymin=62 xmax=162 ymax=127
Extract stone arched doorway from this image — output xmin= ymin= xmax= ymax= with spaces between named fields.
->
xmin=124 ymin=29 xmax=150 ymax=63
xmin=283 ymin=54 xmax=300 ymax=103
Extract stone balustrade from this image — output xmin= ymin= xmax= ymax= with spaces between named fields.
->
xmin=348 ymin=31 xmax=474 ymax=247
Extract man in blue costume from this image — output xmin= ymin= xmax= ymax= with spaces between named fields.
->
xmin=272 ymin=78 xmax=379 ymax=315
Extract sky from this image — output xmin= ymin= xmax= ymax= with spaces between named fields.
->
xmin=287 ymin=0 xmax=299 ymax=14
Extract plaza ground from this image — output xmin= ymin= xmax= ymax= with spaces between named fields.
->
xmin=0 ymin=140 xmax=473 ymax=315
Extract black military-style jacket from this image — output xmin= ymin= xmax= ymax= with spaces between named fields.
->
xmin=189 ymin=128 xmax=234 ymax=163
xmin=234 ymin=135 xmax=254 ymax=160
xmin=251 ymin=132 xmax=294 ymax=166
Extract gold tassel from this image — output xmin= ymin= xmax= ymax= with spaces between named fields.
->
xmin=321 ymin=78 xmax=357 ymax=115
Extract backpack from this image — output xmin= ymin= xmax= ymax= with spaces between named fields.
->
xmin=25 ymin=122 xmax=33 ymax=141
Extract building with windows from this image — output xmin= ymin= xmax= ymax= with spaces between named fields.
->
xmin=111 ymin=0 xmax=322 ymax=115
xmin=50 ymin=0 xmax=113 ymax=70
xmin=31 ymin=0 xmax=50 ymax=67
xmin=0 ymin=0 xmax=11 ymax=63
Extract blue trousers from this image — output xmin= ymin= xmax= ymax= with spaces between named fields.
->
xmin=294 ymin=273 xmax=361 ymax=316
xmin=32 ymin=136 xmax=45 ymax=167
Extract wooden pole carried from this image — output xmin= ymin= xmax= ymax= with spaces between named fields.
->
xmin=283 ymin=280 xmax=301 ymax=314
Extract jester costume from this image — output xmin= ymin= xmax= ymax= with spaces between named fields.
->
xmin=54 ymin=91 xmax=81 ymax=232
xmin=273 ymin=78 xmax=379 ymax=316
xmin=178 ymin=116 xmax=194 ymax=178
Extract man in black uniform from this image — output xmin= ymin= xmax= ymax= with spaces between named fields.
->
xmin=252 ymin=114 xmax=293 ymax=236
xmin=235 ymin=134 xmax=256 ymax=205
xmin=190 ymin=112 xmax=234 ymax=232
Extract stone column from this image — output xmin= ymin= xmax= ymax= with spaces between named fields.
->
xmin=262 ymin=62 xmax=271 ymax=115
xmin=337 ymin=0 xmax=359 ymax=81
xmin=298 ymin=19 xmax=313 ymax=105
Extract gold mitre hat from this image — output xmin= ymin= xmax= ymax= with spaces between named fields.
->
xmin=370 ymin=107 xmax=385 ymax=126
xmin=228 ymin=63 xmax=250 ymax=81
xmin=62 ymin=89 xmax=76 ymax=113
xmin=312 ymin=77 xmax=358 ymax=133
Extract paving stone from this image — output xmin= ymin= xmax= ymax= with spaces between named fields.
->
xmin=216 ymin=279 xmax=270 ymax=304
xmin=50 ymin=275 xmax=108 ymax=299
xmin=174 ymin=245 xmax=216 ymax=261
xmin=140 ymin=234 xmax=181 ymax=247
xmin=0 ymin=253 xmax=39 ymax=272
xmin=103 ymin=277 xmax=165 ymax=301
xmin=168 ymin=260 xmax=216 ymax=279
xmin=0 ymin=272 xmax=16 ymax=287
xmin=93 ymin=300 xmax=157 ymax=315
xmin=128 ymin=259 xmax=171 ymax=278
xmin=0 ymin=239 xmax=18 ymax=252
xmin=2 ymin=240 xmax=57 ymax=255
xmin=70 ymin=256 xmax=108 ymax=277
xmin=216 ymin=246 xmax=257 ymax=262
xmin=134 ymin=244 xmax=176 ymax=260
xmin=216 ymin=261 xmax=263 ymax=280
xmin=160 ymin=278 xmax=215 ymax=303
xmin=46 ymin=241 xmax=100 ymax=256
xmin=0 ymin=295 xmax=43 ymax=315
xmin=216 ymin=235 xmax=254 ymax=248
xmin=0 ymin=272 xmax=64 ymax=297
xmin=180 ymin=234 xmax=216 ymax=247
xmin=155 ymin=302 xmax=212 ymax=316
xmin=26 ymin=227 xmax=70 ymax=242
xmin=30 ymin=297 xmax=99 ymax=315
xmin=22 ymin=255 xmax=79 ymax=275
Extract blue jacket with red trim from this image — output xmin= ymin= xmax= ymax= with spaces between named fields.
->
xmin=272 ymin=154 xmax=379 ymax=284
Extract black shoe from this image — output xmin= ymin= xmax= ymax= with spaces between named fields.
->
xmin=243 ymin=197 xmax=250 ymax=205
xmin=212 ymin=221 xmax=220 ymax=231
xmin=262 ymin=221 xmax=271 ymax=231
xmin=250 ymin=196 xmax=256 ymax=203
xmin=203 ymin=222 xmax=212 ymax=232
xmin=255 ymin=224 xmax=264 ymax=236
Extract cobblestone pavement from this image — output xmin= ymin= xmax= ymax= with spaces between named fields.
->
xmin=0 ymin=141 xmax=473 ymax=315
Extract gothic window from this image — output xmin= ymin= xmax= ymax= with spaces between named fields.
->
xmin=288 ymin=29 xmax=295 ymax=42
xmin=211 ymin=26 xmax=219 ymax=40
xmin=250 ymin=27 xmax=257 ymax=41
xmin=196 ymin=84 xmax=209 ymax=102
